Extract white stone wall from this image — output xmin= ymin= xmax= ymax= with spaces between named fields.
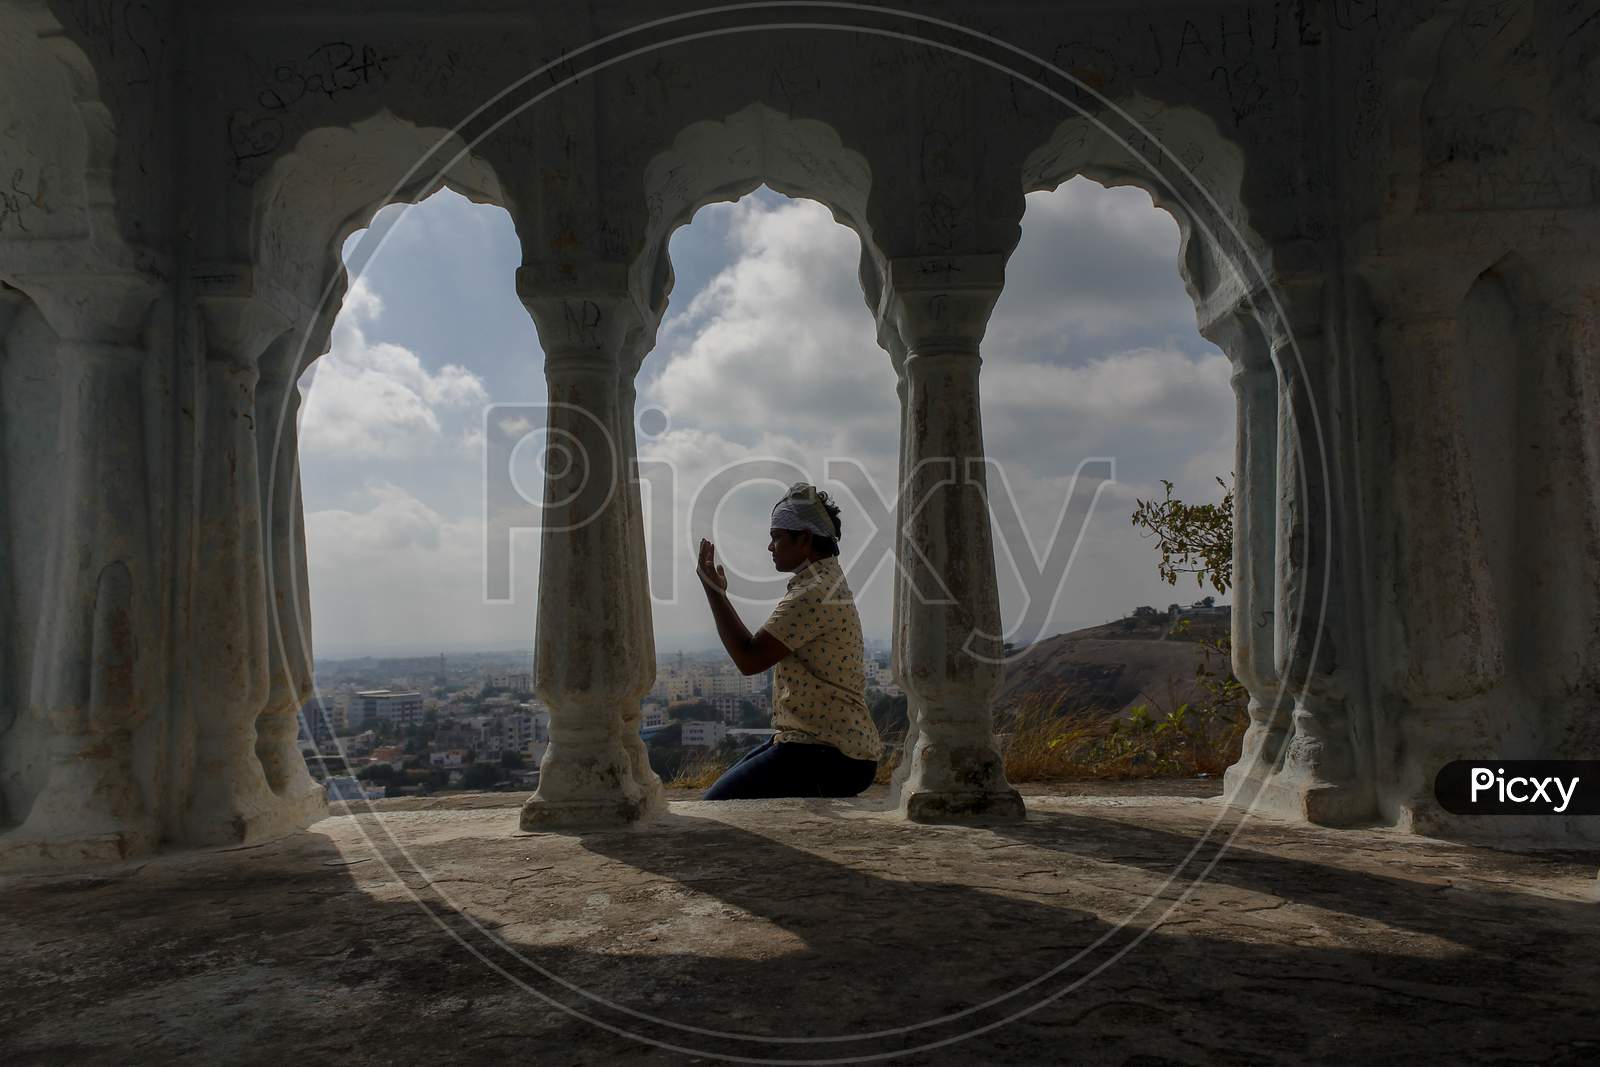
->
xmin=0 ymin=0 xmax=1596 ymax=863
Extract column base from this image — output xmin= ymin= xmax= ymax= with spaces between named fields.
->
xmin=892 ymin=738 xmax=1026 ymax=823
xmin=3 ymin=753 xmax=159 ymax=869
xmin=1397 ymin=798 xmax=1600 ymax=847
xmin=0 ymin=824 xmax=159 ymax=872
xmin=1222 ymin=771 xmax=1374 ymax=826
xmin=619 ymin=733 xmax=669 ymax=820
xmin=900 ymin=787 xmax=1026 ymax=823
xmin=273 ymin=779 xmax=331 ymax=830
xmin=518 ymin=792 xmax=656 ymax=831
xmin=521 ymin=737 xmax=661 ymax=830
xmin=1221 ymin=696 xmax=1373 ymax=826
xmin=181 ymin=768 xmax=322 ymax=847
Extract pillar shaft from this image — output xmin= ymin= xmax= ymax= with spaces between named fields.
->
xmin=517 ymin=270 xmax=662 ymax=829
xmin=1382 ymin=313 xmax=1505 ymax=704
xmin=254 ymin=368 xmax=325 ymax=822
xmin=884 ymin=334 xmax=921 ymax=801
xmin=1262 ymin=328 xmax=1373 ymax=824
xmin=0 ymin=288 xmax=24 ymax=828
xmin=615 ymin=368 xmax=666 ymax=817
xmin=1376 ymin=259 xmax=1600 ymax=841
xmin=179 ymin=278 xmax=312 ymax=846
xmin=1 ymin=273 xmax=162 ymax=866
xmin=1222 ymin=356 xmax=1286 ymax=797
xmin=881 ymin=255 xmax=1022 ymax=822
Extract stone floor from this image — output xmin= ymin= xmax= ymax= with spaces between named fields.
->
xmin=2 ymin=782 xmax=1597 ymax=1066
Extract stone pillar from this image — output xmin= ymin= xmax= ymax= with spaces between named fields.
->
xmin=253 ymin=350 xmax=326 ymax=826
xmin=517 ymin=264 xmax=662 ymax=829
xmin=1 ymin=272 xmax=163 ymax=866
xmin=0 ymin=286 xmax=25 ymax=828
xmin=1208 ymin=312 xmax=1286 ymax=802
xmin=1516 ymin=260 xmax=1600 ymax=759
xmin=178 ymin=272 xmax=299 ymax=845
xmin=615 ymin=355 xmax=667 ymax=818
xmin=1377 ymin=255 xmax=1600 ymax=841
xmin=882 ymin=328 xmax=921 ymax=802
xmin=1258 ymin=308 xmax=1373 ymax=825
xmin=1373 ymin=292 xmax=1506 ymax=829
xmin=881 ymin=254 xmax=1023 ymax=823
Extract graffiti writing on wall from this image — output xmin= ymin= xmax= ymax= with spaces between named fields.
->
xmin=229 ymin=41 xmax=396 ymax=177
xmin=254 ymin=42 xmax=392 ymax=112
xmin=73 ymin=0 xmax=161 ymax=86
xmin=0 ymin=166 xmax=57 ymax=233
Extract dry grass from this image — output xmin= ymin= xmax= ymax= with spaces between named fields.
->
xmin=666 ymin=751 xmax=734 ymax=790
xmin=997 ymin=683 xmax=1246 ymax=781
xmin=660 ymin=684 xmax=1245 ymax=792
xmin=873 ymin=738 xmax=902 ymax=785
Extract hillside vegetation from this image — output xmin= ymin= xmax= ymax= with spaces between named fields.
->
xmin=994 ymin=611 xmax=1230 ymax=718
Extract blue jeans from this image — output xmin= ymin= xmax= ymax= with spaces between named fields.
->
xmin=701 ymin=738 xmax=878 ymax=800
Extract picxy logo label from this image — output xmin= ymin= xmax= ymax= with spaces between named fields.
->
xmin=1470 ymin=767 xmax=1578 ymax=812
xmin=1435 ymin=761 xmax=1600 ymax=816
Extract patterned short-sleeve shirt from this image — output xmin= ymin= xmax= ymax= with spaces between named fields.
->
xmin=758 ymin=556 xmax=883 ymax=762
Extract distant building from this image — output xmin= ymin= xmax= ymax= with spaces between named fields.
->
xmin=475 ymin=707 xmax=548 ymax=756
xmin=370 ymin=745 xmax=407 ymax=770
xmin=353 ymin=690 xmax=425 ymax=729
xmin=487 ymin=672 xmax=533 ymax=692
xmin=649 ymin=671 xmax=696 ymax=701
xmin=711 ymin=694 xmax=742 ymax=722
xmin=341 ymin=730 xmax=377 ymax=756
xmin=681 ymin=721 xmax=727 ymax=748
xmin=640 ymin=702 xmax=668 ymax=729
xmin=1172 ymin=598 xmax=1230 ymax=622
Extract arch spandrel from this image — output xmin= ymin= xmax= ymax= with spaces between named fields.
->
xmin=0 ymin=17 xmax=92 ymax=251
xmin=241 ymin=110 xmax=521 ymax=355
xmin=626 ymin=102 xmax=891 ymax=367
xmin=1021 ymin=97 xmax=1261 ymax=354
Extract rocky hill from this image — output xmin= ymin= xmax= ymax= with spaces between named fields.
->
xmin=995 ymin=610 xmax=1231 ymax=718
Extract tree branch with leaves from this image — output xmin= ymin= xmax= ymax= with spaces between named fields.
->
xmin=1129 ymin=475 xmax=1234 ymax=596
xmin=1124 ymin=474 xmax=1247 ymax=773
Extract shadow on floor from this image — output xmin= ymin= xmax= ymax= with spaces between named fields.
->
xmin=1 ymin=797 xmax=1596 ymax=1065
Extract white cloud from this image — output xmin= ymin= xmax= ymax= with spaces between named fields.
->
xmin=304 ymin=481 xmax=538 ymax=655
xmin=984 ymin=178 xmax=1203 ymax=359
xmin=298 ymin=278 xmax=489 ymax=459
xmin=644 ymin=197 xmax=896 ymax=447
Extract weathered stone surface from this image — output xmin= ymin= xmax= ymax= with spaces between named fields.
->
xmin=1 ymin=787 xmax=1595 ymax=1064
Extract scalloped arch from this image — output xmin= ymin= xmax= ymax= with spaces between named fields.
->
xmin=1021 ymin=96 xmax=1260 ymax=338
xmin=251 ymin=108 xmax=519 ymax=358
xmin=634 ymin=101 xmax=889 ymax=362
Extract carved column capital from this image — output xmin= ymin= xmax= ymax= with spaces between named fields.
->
xmin=880 ymin=253 xmax=1006 ymax=358
xmin=0 ymin=284 xmax=29 ymax=344
xmin=517 ymin=261 xmax=645 ymax=373
xmin=10 ymin=270 xmax=162 ymax=346
xmin=192 ymin=263 xmax=303 ymax=370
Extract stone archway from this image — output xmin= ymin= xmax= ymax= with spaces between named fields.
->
xmin=161 ymin=112 xmax=525 ymax=847
xmin=1019 ymin=99 xmax=1379 ymax=827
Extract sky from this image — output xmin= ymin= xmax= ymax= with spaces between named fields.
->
xmin=296 ymin=180 xmax=1235 ymax=658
